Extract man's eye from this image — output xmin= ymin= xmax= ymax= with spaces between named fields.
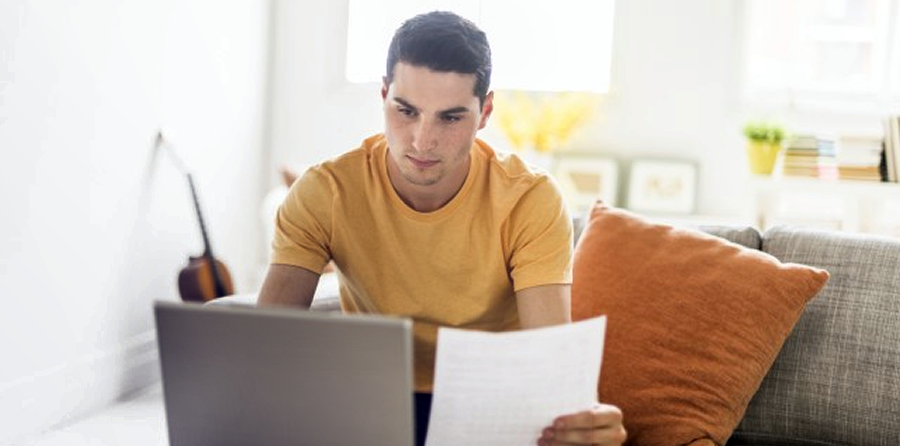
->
xmin=398 ymin=107 xmax=415 ymax=117
xmin=442 ymin=115 xmax=462 ymax=122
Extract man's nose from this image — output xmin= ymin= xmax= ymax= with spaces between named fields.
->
xmin=412 ymin=120 xmax=438 ymax=152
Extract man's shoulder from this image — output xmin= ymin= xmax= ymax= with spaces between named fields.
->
xmin=474 ymin=139 xmax=554 ymax=190
xmin=312 ymin=134 xmax=386 ymax=176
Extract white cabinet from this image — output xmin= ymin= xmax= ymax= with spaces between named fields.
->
xmin=750 ymin=176 xmax=900 ymax=237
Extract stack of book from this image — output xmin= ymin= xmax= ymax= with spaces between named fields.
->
xmin=882 ymin=116 xmax=900 ymax=182
xmin=781 ymin=134 xmax=839 ymax=180
xmin=837 ymin=136 xmax=884 ymax=182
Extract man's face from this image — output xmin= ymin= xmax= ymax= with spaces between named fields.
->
xmin=382 ymin=62 xmax=493 ymax=193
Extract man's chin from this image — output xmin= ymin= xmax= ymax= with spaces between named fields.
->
xmin=401 ymin=171 xmax=441 ymax=187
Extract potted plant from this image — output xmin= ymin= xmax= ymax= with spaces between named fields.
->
xmin=742 ymin=121 xmax=786 ymax=175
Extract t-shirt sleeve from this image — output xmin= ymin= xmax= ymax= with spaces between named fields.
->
xmin=506 ymin=175 xmax=574 ymax=291
xmin=270 ymin=167 xmax=333 ymax=274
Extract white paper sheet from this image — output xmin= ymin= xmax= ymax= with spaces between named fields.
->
xmin=425 ymin=316 xmax=606 ymax=446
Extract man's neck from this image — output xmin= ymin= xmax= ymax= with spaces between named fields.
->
xmin=387 ymin=157 xmax=471 ymax=213
xmin=396 ymin=186 xmax=459 ymax=213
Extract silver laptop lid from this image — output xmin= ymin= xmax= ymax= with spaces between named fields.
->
xmin=154 ymin=301 xmax=414 ymax=446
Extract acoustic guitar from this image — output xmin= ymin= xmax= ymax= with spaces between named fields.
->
xmin=177 ymin=173 xmax=234 ymax=302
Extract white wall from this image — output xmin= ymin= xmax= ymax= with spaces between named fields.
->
xmin=267 ymin=0 xmax=887 ymax=219
xmin=0 ymin=0 xmax=270 ymax=442
xmin=579 ymin=0 xmax=748 ymax=215
xmin=267 ymin=0 xmax=381 ymax=179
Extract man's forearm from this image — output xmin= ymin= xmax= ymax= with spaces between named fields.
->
xmin=257 ymin=263 xmax=320 ymax=308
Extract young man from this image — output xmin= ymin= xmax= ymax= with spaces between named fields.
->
xmin=258 ymin=11 xmax=626 ymax=446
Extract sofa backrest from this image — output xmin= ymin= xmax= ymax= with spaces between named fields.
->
xmin=698 ymin=225 xmax=763 ymax=251
xmin=725 ymin=226 xmax=900 ymax=446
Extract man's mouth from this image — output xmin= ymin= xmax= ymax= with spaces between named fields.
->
xmin=407 ymin=156 xmax=440 ymax=169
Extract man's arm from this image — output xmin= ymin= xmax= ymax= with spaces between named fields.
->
xmin=516 ymin=284 xmax=572 ymax=329
xmin=257 ymin=264 xmax=320 ymax=309
xmin=517 ymin=284 xmax=627 ymax=446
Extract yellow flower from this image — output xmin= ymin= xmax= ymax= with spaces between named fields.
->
xmin=494 ymin=91 xmax=598 ymax=153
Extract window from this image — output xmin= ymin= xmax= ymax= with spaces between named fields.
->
xmin=346 ymin=0 xmax=616 ymax=93
xmin=742 ymin=0 xmax=900 ymax=112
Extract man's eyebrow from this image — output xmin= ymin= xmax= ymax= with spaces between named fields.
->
xmin=392 ymin=97 xmax=471 ymax=115
xmin=393 ymin=97 xmax=418 ymax=111
xmin=440 ymin=106 xmax=471 ymax=115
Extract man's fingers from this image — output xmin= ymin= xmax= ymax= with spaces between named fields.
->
xmin=541 ymin=426 xmax=626 ymax=445
xmin=555 ymin=403 xmax=623 ymax=429
xmin=538 ymin=404 xmax=626 ymax=446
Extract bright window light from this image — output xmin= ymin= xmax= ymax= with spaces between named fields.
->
xmin=741 ymin=0 xmax=900 ymax=109
xmin=346 ymin=0 xmax=616 ymax=93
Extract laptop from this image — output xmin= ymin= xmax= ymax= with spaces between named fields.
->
xmin=154 ymin=301 xmax=414 ymax=446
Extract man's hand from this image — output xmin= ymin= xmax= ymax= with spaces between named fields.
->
xmin=538 ymin=403 xmax=626 ymax=446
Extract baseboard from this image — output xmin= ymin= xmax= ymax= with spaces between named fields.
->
xmin=0 ymin=330 xmax=161 ymax=445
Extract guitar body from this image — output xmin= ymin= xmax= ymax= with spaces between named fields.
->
xmin=178 ymin=255 xmax=235 ymax=302
xmin=177 ymin=173 xmax=235 ymax=302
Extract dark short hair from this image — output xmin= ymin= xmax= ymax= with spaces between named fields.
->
xmin=385 ymin=11 xmax=492 ymax=106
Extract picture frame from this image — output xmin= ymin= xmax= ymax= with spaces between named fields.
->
xmin=552 ymin=155 xmax=619 ymax=214
xmin=627 ymin=159 xmax=697 ymax=214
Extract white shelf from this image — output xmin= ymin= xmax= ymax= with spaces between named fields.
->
xmin=749 ymin=175 xmax=900 ymax=237
xmin=750 ymin=175 xmax=900 ymax=194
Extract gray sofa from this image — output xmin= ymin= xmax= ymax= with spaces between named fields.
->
xmin=703 ymin=225 xmax=899 ymax=446
xmin=212 ymin=224 xmax=899 ymax=445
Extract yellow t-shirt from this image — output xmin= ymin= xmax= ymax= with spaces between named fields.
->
xmin=272 ymin=134 xmax=573 ymax=391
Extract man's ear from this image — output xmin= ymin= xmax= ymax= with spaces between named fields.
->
xmin=381 ymin=77 xmax=389 ymax=100
xmin=478 ymin=91 xmax=494 ymax=130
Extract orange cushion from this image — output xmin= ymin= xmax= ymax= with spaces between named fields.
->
xmin=572 ymin=203 xmax=829 ymax=446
